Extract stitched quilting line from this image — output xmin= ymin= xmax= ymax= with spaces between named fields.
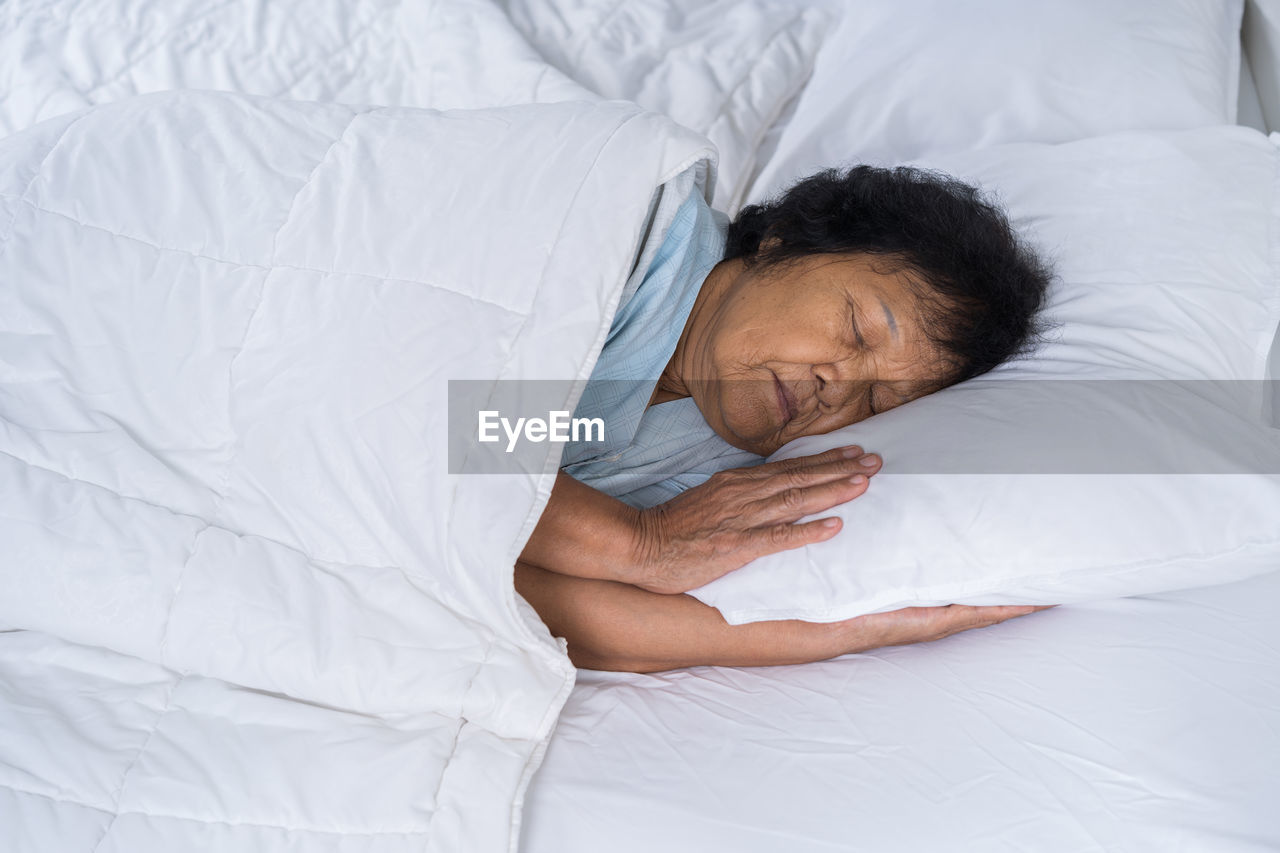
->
xmin=77 ymin=0 xmax=243 ymax=99
xmin=267 ymin=111 xmax=368 ymax=265
xmin=448 ymin=109 xmax=645 ymax=485
xmin=0 ymin=114 xmax=83 ymax=270
xmin=0 ymin=449 xmax=403 ymax=576
xmin=268 ymin=0 xmax=405 ymax=100
xmin=155 ymin=524 xmax=212 ymax=669
xmin=201 ymin=109 xmax=370 ymax=532
xmin=86 ymin=674 xmax=181 ymax=853
xmin=9 ymin=194 xmax=525 ymax=318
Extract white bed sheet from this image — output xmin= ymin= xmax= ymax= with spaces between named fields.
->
xmin=522 ymin=567 xmax=1280 ymax=852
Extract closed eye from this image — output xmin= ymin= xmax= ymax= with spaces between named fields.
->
xmin=850 ymin=307 xmax=867 ymax=349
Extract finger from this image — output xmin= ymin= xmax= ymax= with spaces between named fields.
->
xmin=744 ymin=471 xmax=871 ymax=526
xmin=741 ymin=516 xmax=846 ymax=560
xmin=934 ymin=604 xmax=1048 ymax=632
xmin=743 ymin=453 xmax=882 ymax=497
xmin=744 ymin=445 xmax=868 ymax=478
xmin=978 ymin=604 xmax=1054 ymax=620
xmin=773 ymin=454 xmax=881 ymax=493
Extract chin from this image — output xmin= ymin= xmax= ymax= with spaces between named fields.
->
xmin=718 ymin=412 xmax=783 ymax=457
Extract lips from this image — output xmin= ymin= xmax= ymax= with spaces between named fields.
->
xmin=771 ymin=372 xmax=796 ymax=424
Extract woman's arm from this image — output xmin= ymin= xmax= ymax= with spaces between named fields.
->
xmin=514 ymin=561 xmax=1051 ymax=673
xmin=519 ymin=445 xmax=883 ymax=594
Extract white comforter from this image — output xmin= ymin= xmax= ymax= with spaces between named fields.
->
xmin=0 ymin=18 xmax=718 ymax=853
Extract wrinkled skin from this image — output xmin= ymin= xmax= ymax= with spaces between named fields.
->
xmin=654 ymin=251 xmax=951 ymax=456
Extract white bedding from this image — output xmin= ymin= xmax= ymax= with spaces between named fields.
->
xmin=2 ymin=1 xmax=1279 ymax=852
xmin=0 ymin=81 xmax=713 ymax=853
xmin=522 ymin=567 xmax=1280 ymax=852
xmin=0 ymin=0 xmax=822 ymax=210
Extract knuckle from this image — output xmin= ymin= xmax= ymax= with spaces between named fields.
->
xmin=764 ymin=455 xmax=797 ymax=469
xmin=779 ymin=469 xmax=812 ymax=491
xmin=707 ymin=470 xmax=733 ymax=488
xmin=778 ymin=486 xmax=806 ymax=510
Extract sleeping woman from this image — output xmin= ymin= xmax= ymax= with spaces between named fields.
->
xmin=514 ymin=165 xmax=1055 ymax=673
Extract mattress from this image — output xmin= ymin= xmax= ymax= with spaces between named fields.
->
xmin=522 ymin=567 xmax=1280 ymax=852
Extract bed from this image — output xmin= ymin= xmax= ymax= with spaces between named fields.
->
xmin=2 ymin=2 xmax=1278 ymax=852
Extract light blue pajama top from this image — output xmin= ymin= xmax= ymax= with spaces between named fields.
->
xmin=559 ymin=191 xmax=763 ymax=509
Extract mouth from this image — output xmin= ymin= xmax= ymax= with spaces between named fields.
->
xmin=771 ymin=372 xmax=796 ymax=424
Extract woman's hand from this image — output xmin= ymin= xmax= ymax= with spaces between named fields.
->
xmin=519 ymin=445 xmax=878 ymax=592
xmin=514 ymin=561 xmax=1056 ymax=673
xmin=827 ymin=604 xmax=1058 ymax=656
xmin=629 ymin=445 xmax=882 ymax=595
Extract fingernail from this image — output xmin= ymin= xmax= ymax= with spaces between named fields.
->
xmin=841 ymin=446 xmax=861 ymax=458
xmin=860 ymin=454 xmax=879 ymax=467
xmin=822 ymin=518 xmax=840 ymax=528
xmin=850 ymin=474 xmax=866 ymax=485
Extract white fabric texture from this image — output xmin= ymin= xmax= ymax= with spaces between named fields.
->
xmin=500 ymin=0 xmax=829 ymax=213
xmin=1 ymin=3 xmax=1277 ymax=852
xmin=0 ymin=91 xmax=715 ymax=852
xmin=0 ymin=0 xmax=598 ymax=125
xmin=0 ymin=0 xmax=828 ymax=212
xmin=747 ymin=0 xmax=1245 ymax=202
xmin=522 ymin=567 xmax=1280 ymax=853
xmin=691 ymin=126 xmax=1280 ymax=625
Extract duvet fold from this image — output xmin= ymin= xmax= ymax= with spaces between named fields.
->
xmin=0 ymin=90 xmax=714 ymax=853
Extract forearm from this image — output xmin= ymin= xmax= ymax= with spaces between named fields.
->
xmin=514 ymin=561 xmax=842 ymax=673
xmin=518 ymin=471 xmax=643 ymax=584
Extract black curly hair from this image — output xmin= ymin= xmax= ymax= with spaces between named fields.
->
xmin=724 ymin=165 xmax=1053 ymax=384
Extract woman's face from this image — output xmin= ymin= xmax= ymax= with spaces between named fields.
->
xmin=679 ymin=252 xmax=953 ymax=456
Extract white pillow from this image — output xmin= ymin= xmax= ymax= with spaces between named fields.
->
xmin=689 ymin=126 xmax=1280 ymax=625
xmin=747 ymin=0 xmax=1244 ymax=203
xmin=501 ymin=0 xmax=829 ymax=213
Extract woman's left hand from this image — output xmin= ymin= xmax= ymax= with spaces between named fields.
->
xmin=628 ymin=444 xmax=882 ymax=594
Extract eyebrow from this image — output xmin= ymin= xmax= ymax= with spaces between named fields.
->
xmin=877 ymin=297 xmax=899 ymax=341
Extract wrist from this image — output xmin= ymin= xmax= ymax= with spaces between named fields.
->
xmin=625 ymin=506 xmax=665 ymax=591
xmin=522 ymin=472 xmax=651 ymax=584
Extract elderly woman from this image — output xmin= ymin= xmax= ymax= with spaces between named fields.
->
xmin=515 ymin=165 xmax=1054 ymax=673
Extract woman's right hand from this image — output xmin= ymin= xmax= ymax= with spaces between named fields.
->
xmin=628 ymin=445 xmax=882 ymax=595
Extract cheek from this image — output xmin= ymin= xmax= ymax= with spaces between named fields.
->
xmin=709 ymin=379 xmax=780 ymax=452
xmin=706 ymin=322 xmax=766 ymax=375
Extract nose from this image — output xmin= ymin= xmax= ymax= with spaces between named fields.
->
xmin=811 ymin=363 xmax=865 ymax=410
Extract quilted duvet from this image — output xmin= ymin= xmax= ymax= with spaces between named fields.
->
xmin=0 ymin=88 xmax=714 ymax=852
